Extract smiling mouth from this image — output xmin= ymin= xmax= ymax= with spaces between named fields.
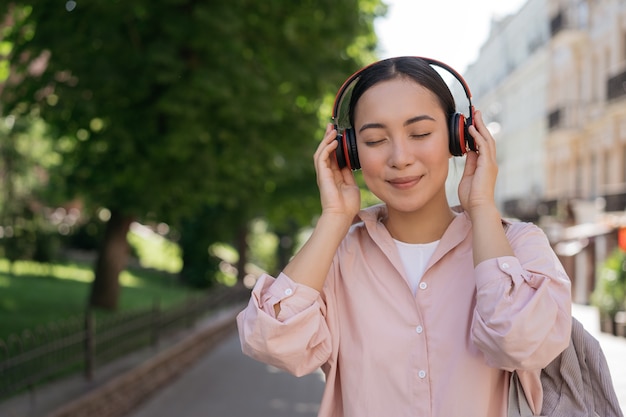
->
xmin=387 ymin=176 xmax=422 ymax=189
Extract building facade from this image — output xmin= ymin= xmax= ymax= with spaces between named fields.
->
xmin=545 ymin=0 xmax=626 ymax=216
xmin=460 ymin=0 xmax=626 ymax=303
xmin=461 ymin=0 xmax=626 ymax=222
xmin=460 ymin=0 xmax=551 ymax=222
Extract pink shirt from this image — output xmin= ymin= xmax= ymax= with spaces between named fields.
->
xmin=237 ymin=205 xmax=572 ymax=417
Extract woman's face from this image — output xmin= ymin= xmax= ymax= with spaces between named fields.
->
xmin=353 ymin=76 xmax=452 ymax=214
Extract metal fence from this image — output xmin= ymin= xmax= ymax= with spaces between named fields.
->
xmin=0 ymin=285 xmax=250 ymax=402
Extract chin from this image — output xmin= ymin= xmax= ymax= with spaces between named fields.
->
xmin=384 ymin=200 xmax=428 ymax=214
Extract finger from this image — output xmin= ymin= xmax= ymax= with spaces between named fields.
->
xmin=470 ymin=128 xmax=496 ymax=166
xmin=340 ymin=163 xmax=357 ymax=185
xmin=316 ymin=124 xmax=335 ymax=147
xmin=472 ymin=111 xmax=496 ymax=156
xmin=314 ymin=124 xmax=337 ymax=162
xmin=468 ymin=124 xmax=483 ymax=155
xmin=462 ymin=149 xmax=478 ymax=177
xmin=468 ymin=126 xmax=494 ymax=161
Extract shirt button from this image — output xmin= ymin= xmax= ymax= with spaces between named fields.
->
xmin=419 ymin=282 xmax=427 ymax=290
xmin=284 ymin=288 xmax=293 ymax=296
xmin=415 ymin=325 xmax=423 ymax=334
xmin=501 ymin=262 xmax=510 ymax=269
xmin=418 ymin=370 xmax=427 ymax=379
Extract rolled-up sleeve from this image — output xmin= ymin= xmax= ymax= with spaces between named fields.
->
xmin=236 ymin=273 xmax=332 ymax=377
xmin=471 ymin=223 xmax=572 ymax=371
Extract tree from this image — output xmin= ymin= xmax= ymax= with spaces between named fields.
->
xmin=2 ymin=0 xmax=385 ymax=309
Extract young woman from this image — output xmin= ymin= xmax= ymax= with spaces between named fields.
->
xmin=237 ymin=56 xmax=572 ymax=417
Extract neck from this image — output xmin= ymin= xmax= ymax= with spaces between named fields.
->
xmin=384 ymin=202 xmax=455 ymax=244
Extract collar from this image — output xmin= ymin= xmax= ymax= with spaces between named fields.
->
xmin=353 ymin=204 xmax=473 ymax=271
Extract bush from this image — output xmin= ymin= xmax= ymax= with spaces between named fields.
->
xmin=63 ymin=217 xmax=105 ymax=251
xmin=1 ymin=207 xmax=61 ymax=264
xmin=592 ymin=248 xmax=626 ymax=318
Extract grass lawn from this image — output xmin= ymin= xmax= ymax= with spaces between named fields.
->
xmin=0 ymin=258 xmax=204 ymax=341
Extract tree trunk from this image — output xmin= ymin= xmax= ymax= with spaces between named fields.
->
xmin=89 ymin=210 xmax=134 ymax=310
xmin=276 ymin=219 xmax=298 ymax=273
xmin=276 ymin=231 xmax=292 ymax=273
xmin=236 ymin=225 xmax=248 ymax=283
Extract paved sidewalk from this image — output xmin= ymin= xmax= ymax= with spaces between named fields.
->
xmin=126 ymin=304 xmax=626 ymax=417
xmin=125 ymin=329 xmax=325 ymax=417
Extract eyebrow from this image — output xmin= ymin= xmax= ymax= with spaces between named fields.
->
xmin=404 ymin=115 xmax=435 ymax=126
xmin=358 ymin=115 xmax=436 ymax=133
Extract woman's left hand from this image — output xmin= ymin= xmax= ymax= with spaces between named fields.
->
xmin=457 ymin=110 xmax=499 ymax=219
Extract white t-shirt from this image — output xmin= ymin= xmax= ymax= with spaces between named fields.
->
xmin=393 ymin=239 xmax=439 ymax=295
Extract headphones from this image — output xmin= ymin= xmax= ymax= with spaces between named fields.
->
xmin=332 ymin=56 xmax=477 ymax=171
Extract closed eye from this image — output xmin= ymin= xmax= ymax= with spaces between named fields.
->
xmin=365 ymin=139 xmax=387 ymax=146
xmin=410 ymin=132 xmax=431 ymax=139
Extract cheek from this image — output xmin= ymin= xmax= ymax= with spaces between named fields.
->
xmin=430 ymin=132 xmax=453 ymax=161
xmin=433 ymin=152 xmax=453 ymax=178
xmin=356 ymin=145 xmax=381 ymax=170
xmin=357 ymin=151 xmax=383 ymax=188
xmin=360 ymin=169 xmax=381 ymax=195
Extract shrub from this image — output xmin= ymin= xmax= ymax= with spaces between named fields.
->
xmin=591 ymin=248 xmax=626 ymax=318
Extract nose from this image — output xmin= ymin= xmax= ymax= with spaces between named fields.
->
xmin=388 ymin=137 xmax=414 ymax=169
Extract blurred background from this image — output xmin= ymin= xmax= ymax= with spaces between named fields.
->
xmin=1 ymin=0 xmax=625 ymax=416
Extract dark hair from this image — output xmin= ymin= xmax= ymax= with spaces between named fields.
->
xmin=347 ymin=57 xmax=456 ymax=127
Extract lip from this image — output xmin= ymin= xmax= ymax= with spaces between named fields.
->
xmin=387 ymin=175 xmax=422 ymax=189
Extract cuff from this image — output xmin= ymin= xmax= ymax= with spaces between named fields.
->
xmin=474 ymin=256 xmax=526 ymax=291
xmin=262 ymin=272 xmax=321 ymax=320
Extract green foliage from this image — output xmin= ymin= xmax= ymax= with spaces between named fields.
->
xmin=0 ymin=107 xmax=64 ymax=263
xmin=127 ymin=224 xmax=182 ymax=274
xmin=4 ymin=0 xmax=384 ymax=221
xmin=180 ymin=250 xmax=221 ymax=289
xmin=247 ymin=219 xmax=279 ymax=274
xmin=2 ymin=205 xmax=61 ymax=263
xmin=63 ymin=215 xmax=106 ymax=251
xmin=591 ymin=248 xmax=626 ymax=317
xmin=2 ymin=0 xmax=386 ymax=301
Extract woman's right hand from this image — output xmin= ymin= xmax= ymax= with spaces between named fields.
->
xmin=313 ymin=124 xmax=361 ymax=222
xmin=278 ymin=124 xmax=361 ymax=293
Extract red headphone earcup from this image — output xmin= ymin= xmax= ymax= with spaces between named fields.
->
xmin=334 ymin=127 xmax=348 ymax=169
xmin=465 ymin=113 xmax=476 ymax=152
xmin=345 ymin=129 xmax=360 ymax=170
xmin=334 ymin=127 xmax=360 ymax=170
xmin=449 ymin=113 xmax=466 ymax=156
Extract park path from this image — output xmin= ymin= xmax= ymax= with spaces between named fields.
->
xmin=125 ymin=326 xmax=325 ymax=417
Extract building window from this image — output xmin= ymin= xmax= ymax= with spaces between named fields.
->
xmin=548 ymin=108 xmax=561 ymax=129
xmin=550 ymin=11 xmax=564 ymax=36
xmin=607 ymin=69 xmax=626 ymax=101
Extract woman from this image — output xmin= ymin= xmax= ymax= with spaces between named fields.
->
xmin=237 ymin=56 xmax=572 ymax=417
